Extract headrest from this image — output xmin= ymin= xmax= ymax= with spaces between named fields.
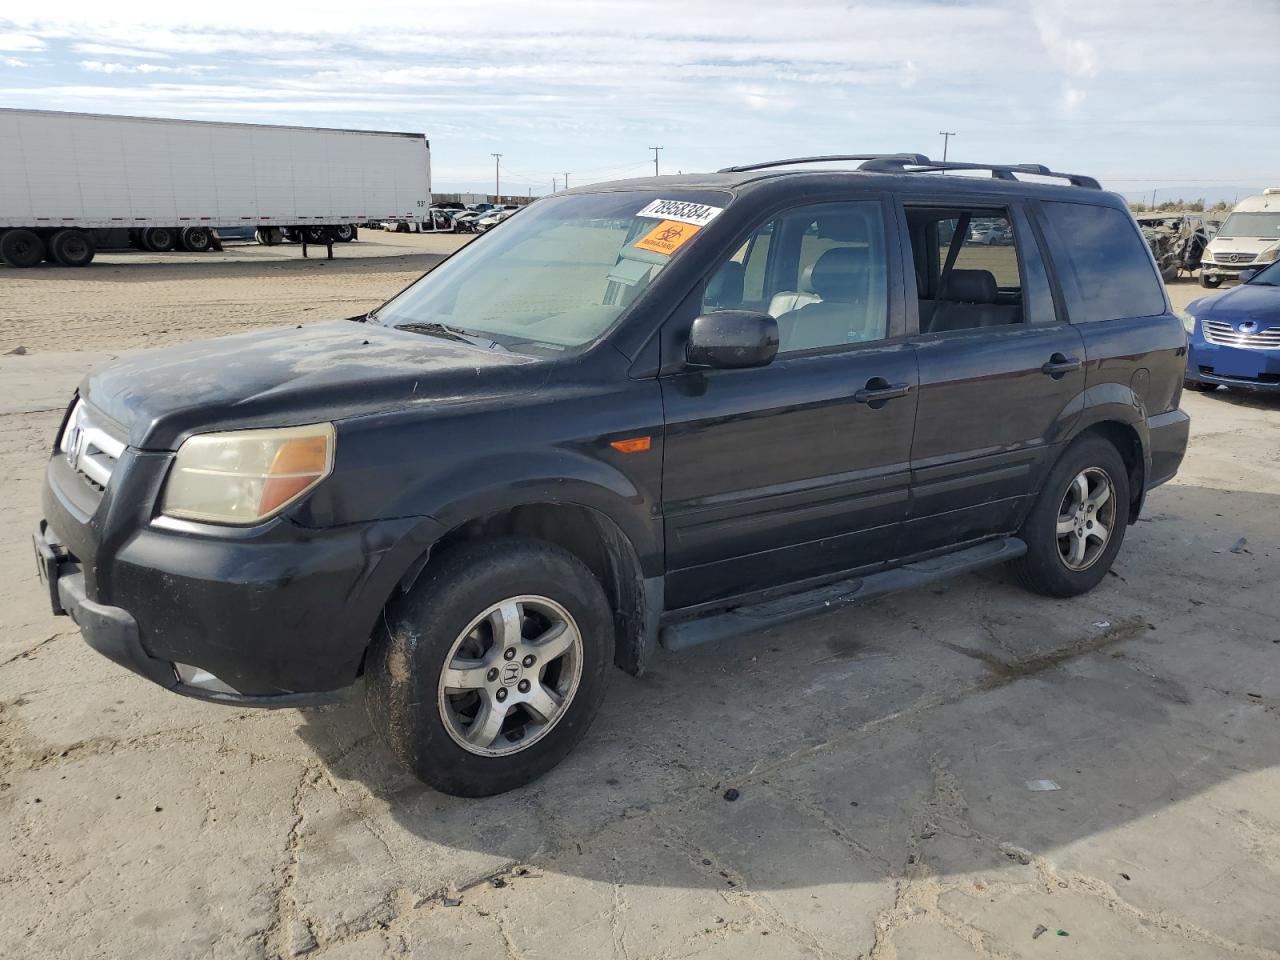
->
xmin=705 ymin=260 xmax=745 ymax=308
xmin=815 ymin=213 xmax=871 ymax=242
xmin=940 ymin=269 xmax=997 ymax=304
xmin=808 ymin=246 xmax=869 ymax=302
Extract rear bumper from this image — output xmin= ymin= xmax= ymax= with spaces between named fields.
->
xmin=1146 ymin=408 xmax=1190 ymax=490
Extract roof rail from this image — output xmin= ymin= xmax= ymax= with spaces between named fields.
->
xmin=856 ymin=156 xmax=1101 ymax=190
xmin=718 ymin=154 xmax=930 ymax=173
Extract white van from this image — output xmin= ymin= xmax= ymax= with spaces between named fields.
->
xmin=1200 ymin=188 xmax=1280 ymax=288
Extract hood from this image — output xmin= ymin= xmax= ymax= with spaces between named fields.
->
xmin=1191 ymin=281 xmax=1280 ymax=322
xmin=82 ymin=321 xmax=537 ymax=450
xmin=1208 ymin=236 xmax=1280 ymax=255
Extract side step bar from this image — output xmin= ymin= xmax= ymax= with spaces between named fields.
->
xmin=659 ymin=537 xmax=1027 ymax=652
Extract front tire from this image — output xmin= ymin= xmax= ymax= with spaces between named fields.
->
xmin=1009 ymin=435 xmax=1130 ymax=598
xmin=1200 ymin=273 xmax=1222 ymax=289
xmin=365 ymin=537 xmax=615 ymax=797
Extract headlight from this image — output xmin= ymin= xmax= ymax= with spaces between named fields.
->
xmin=161 ymin=423 xmax=335 ymax=525
xmin=1258 ymin=247 xmax=1279 ymax=264
xmin=1200 ymin=249 xmax=1215 ymax=264
xmin=1176 ymin=310 xmax=1196 ymax=334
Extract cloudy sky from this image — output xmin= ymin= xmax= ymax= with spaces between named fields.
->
xmin=1 ymin=1 xmax=1276 ymax=198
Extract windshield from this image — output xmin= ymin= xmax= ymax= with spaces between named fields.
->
xmin=1217 ymin=212 xmax=1280 ymax=239
xmin=1249 ymin=260 xmax=1280 ymax=285
xmin=372 ymin=190 xmax=730 ymax=353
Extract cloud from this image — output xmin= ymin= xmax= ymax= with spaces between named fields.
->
xmin=78 ymin=60 xmax=210 ymax=74
xmin=0 ymin=31 xmax=44 ymax=51
xmin=2 ymin=55 xmax=28 ymax=67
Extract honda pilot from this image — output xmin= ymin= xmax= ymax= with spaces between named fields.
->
xmin=35 ymin=154 xmax=1190 ymax=796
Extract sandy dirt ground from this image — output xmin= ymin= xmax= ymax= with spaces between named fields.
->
xmin=0 ymin=247 xmax=1277 ymax=960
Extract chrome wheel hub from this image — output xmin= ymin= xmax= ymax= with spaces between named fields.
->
xmin=437 ymin=596 xmax=584 ymax=757
xmin=1056 ymin=467 xmax=1116 ymax=572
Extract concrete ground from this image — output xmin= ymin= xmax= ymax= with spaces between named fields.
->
xmin=0 ymin=251 xmax=1277 ymax=960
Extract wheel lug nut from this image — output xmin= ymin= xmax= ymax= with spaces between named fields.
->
xmin=504 ymin=648 xmax=516 ymax=661
xmin=496 ymin=688 xmax=508 ymax=702
xmin=487 ymin=668 xmax=499 ymax=682
xmin=518 ymin=679 xmax=530 ymax=693
xmin=522 ymin=655 xmax=535 ymax=668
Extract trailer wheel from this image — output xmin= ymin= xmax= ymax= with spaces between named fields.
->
xmin=302 ymin=225 xmax=328 ymax=244
xmin=333 ymin=224 xmax=356 ymax=242
xmin=49 ymin=229 xmax=95 ymax=267
xmin=255 ymin=227 xmax=284 ymax=246
xmin=141 ymin=227 xmax=175 ymax=252
xmin=0 ymin=229 xmax=46 ymax=268
xmin=283 ymin=228 xmax=301 ymax=243
xmin=179 ymin=226 xmax=214 ymax=252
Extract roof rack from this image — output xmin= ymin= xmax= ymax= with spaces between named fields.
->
xmin=857 ymin=156 xmax=1101 ymax=189
xmin=718 ymin=154 xmax=930 ymax=173
xmin=717 ymin=154 xmax=1100 ymax=190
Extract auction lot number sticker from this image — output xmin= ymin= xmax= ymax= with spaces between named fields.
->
xmin=636 ymin=199 xmax=724 ymax=227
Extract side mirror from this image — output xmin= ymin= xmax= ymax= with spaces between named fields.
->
xmin=686 ymin=311 xmax=779 ymax=370
xmin=1238 ymin=269 xmax=1257 ymax=284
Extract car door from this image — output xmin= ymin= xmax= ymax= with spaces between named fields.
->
xmin=899 ymin=199 xmax=1086 ymax=555
xmin=659 ymin=198 xmax=920 ymax=611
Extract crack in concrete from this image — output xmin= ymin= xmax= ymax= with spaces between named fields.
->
xmin=0 ymin=631 xmax=71 ymax=669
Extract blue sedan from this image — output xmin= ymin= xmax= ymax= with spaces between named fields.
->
xmin=1184 ymin=258 xmax=1280 ymax=393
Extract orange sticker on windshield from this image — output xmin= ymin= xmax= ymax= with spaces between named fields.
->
xmin=633 ymin=220 xmax=700 ymax=256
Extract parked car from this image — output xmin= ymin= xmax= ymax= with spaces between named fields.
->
xmin=1136 ymin=214 xmax=1210 ymax=282
xmin=1183 ymin=257 xmax=1280 ymax=393
xmin=35 ymin=154 xmax=1189 ymax=796
xmin=474 ymin=208 xmax=518 ymax=233
xmin=1200 ymin=189 xmax=1280 ymax=288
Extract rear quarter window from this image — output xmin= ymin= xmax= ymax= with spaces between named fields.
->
xmin=1041 ymin=201 xmax=1166 ymax=323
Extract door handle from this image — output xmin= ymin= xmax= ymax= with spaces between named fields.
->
xmin=1041 ymin=354 xmax=1082 ymax=377
xmin=854 ymin=379 xmax=912 ymax=404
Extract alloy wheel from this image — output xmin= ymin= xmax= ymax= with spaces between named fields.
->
xmin=1056 ymin=466 xmax=1116 ymax=572
xmin=437 ymin=596 xmax=584 ymax=757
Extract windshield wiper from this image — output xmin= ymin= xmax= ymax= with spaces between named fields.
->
xmin=394 ymin=321 xmax=506 ymax=350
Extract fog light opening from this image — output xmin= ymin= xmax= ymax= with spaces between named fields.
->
xmin=174 ymin=662 xmax=242 ymax=695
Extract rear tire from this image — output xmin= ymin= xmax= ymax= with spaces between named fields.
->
xmin=332 ymin=224 xmax=355 ymax=242
xmin=1 ymin=229 xmax=46 ymax=268
xmin=1009 ymin=435 xmax=1130 ymax=598
xmin=365 ymin=537 xmax=614 ymax=797
xmin=141 ymin=227 xmax=175 ymax=252
xmin=179 ymin=226 xmax=213 ymax=252
xmin=49 ymin=229 xmax=95 ymax=267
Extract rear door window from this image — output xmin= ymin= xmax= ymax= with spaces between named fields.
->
xmin=1041 ymin=202 xmax=1165 ymax=323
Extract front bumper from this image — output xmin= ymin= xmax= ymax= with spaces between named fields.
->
xmin=35 ymin=522 xmax=334 ymax=706
xmin=40 ymin=453 xmax=441 ymax=703
xmin=1186 ymin=339 xmax=1280 ymax=391
xmin=1201 ymin=260 xmax=1268 ymax=279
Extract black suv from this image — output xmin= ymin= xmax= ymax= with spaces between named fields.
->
xmin=35 ymin=154 xmax=1190 ymax=796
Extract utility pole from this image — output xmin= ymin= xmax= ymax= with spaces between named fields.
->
xmin=552 ymin=177 xmax=558 ymax=193
xmin=649 ymin=146 xmax=663 ymax=176
xmin=491 ymin=153 xmax=502 ymax=200
xmin=938 ymin=131 xmax=956 ymax=162
xmin=564 ymin=172 xmax=570 ymax=190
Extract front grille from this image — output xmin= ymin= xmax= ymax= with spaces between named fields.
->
xmin=1202 ymin=319 xmax=1280 ymax=349
xmin=1207 ymin=252 xmax=1257 ymax=265
xmin=58 ymin=400 xmax=126 ymax=490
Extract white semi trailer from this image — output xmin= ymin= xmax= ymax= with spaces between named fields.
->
xmin=0 ymin=109 xmax=431 ymax=267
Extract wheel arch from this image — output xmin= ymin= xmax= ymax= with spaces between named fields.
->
xmin=386 ymin=497 xmax=661 ymax=678
xmin=1065 ymin=415 xmax=1146 ymax=523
